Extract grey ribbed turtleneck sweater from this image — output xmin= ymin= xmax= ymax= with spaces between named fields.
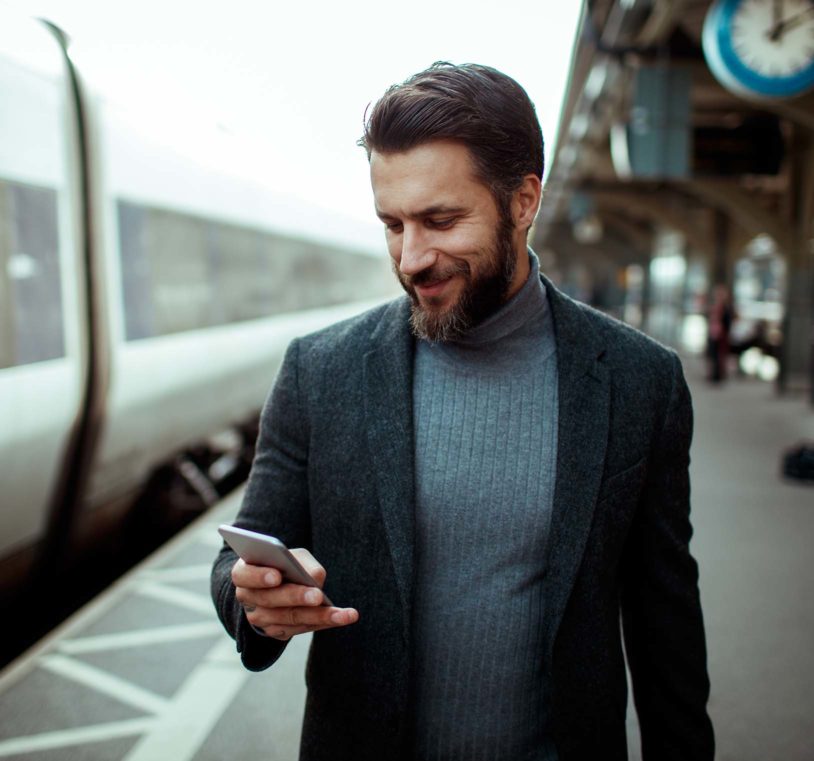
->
xmin=411 ymin=252 xmax=559 ymax=761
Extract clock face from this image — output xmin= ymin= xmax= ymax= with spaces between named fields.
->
xmin=703 ymin=0 xmax=814 ymax=98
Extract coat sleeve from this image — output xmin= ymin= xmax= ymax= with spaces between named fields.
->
xmin=210 ymin=338 xmax=312 ymax=671
xmin=620 ymin=352 xmax=715 ymax=760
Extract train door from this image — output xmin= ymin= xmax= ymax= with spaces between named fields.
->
xmin=0 ymin=14 xmax=85 ymax=595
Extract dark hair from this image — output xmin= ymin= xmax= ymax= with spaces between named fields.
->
xmin=359 ymin=61 xmax=544 ymax=218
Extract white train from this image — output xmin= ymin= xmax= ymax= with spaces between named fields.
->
xmin=0 ymin=13 xmax=394 ymax=636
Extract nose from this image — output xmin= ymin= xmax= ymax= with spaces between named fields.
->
xmin=397 ymin=224 xmax=438 ymax=277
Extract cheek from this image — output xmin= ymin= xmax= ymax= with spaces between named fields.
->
xmin=385 ymin=234 xmax=402 ymax=264
xmin=439 ymin=235 xmax=483 ymax=268
xmin=443 ymin=221 xmax=491 ymax=254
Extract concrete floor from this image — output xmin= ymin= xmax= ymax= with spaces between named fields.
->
xmin=677 ymin=361 xmax=813 ymax=761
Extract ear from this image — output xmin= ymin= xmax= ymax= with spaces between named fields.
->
xmin=512 ymin=174 xmax=542 ymax=230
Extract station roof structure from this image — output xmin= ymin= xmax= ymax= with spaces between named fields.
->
xmin=536 ymin=0 xmax=814 ymax=274
xmin=535 ymin=0 xmax=814 ymax=392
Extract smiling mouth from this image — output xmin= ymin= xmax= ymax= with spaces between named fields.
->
xmin=399 ymin=260 xmax=469 ymax=306
xmin=412 ymin=264 xmax=465 ymax=289
xmin=414 ymin=275 xmax=456 ymax=299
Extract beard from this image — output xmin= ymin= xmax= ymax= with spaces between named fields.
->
xmin=394 ymin=215 xmax=518 ymax=343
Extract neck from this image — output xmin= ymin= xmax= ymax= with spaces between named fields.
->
xmin=505 ymin=244 xmax=531 ymax=300
xmin=448 ymin=249 xmax=546 ymax=348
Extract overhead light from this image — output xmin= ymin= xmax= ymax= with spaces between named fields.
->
xmin=584 ymin=61 xmax=609 ymax=101
xmin=573 ymin=215 xmax=604 ymax=244
xmin=559 ymin=144 xmax=578 ymax=168
xmin=610 ymin=122 xmax=633 ymax=179
xmin=569 ymin=113 xmax=590 ymax=141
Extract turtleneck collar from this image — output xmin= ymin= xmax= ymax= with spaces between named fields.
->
xmin=415 ymin=248 xmax=554 ymax=372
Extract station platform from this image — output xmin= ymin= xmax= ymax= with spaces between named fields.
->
xmin=0 ymin=354 xmax=811 ymax=761
xmin=0 ymin=492 xmax=309 ymax=761
xmin=678 ymin=358 xmax=812 ymax=761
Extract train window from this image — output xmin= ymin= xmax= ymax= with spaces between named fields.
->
xmin=119 ymin=201 xmax=220 ymax=338
xmin=118 ymin=200 xmax=392 ymax=339
xmin=0 ymin=179 xmax=64 ymax=368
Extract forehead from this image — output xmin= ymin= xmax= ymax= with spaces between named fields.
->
xmin=370 ymin=141 xmax=491 ymax=215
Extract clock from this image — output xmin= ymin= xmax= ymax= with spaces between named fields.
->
xmin=703 ymin=0 xmax=814 ymax=99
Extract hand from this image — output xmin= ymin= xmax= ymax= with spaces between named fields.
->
xmin=231 ymin=548 xmax=359 ymax=641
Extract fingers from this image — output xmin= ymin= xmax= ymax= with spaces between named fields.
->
xmin=245 ymin=606 xmax=359 ymax=641
xmin=245 ymin=602 xmax=358 ymax=630
xmin=290 ymin=548 xmax=327 ymax=588
xmin=253 ymin=624 xmax=315 ymax=641
xmin=236 ymin=578 xmax=323 ymax=609
xmin=230 ymin=549 xmax=351 ymax=644
xmin=240 ymin=577 xmax=358 ymax=637
xmin=231 ymin=558 xmax=282 ymax=589
xmin=230 ymin=549 xmax=326 ymax=590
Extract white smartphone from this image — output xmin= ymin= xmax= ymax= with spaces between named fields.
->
xmin=218 ymin=524 xmax=333 ymax=606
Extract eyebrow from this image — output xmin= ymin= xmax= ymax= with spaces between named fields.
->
xmin=375 ymin=204 xmax=467 ymax=220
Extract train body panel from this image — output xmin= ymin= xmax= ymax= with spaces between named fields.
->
xmin=78 ymin=85 xmax=393 ymax=512
xmin=0 ymin=360 xmax=80 ymax=554
xmin=87 ymin=299 xmax=384 ymax=510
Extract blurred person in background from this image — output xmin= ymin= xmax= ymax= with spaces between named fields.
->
xmin=212 ymin=62 xmax=714 ymax=761
xmin=707 ymin=284 xmax=735 ymax=384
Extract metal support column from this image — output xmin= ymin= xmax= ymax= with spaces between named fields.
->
xmin=778 ymin=131 xmax=814 ymax=401
xmin=712 ymin=208 xmax=729 ymax=287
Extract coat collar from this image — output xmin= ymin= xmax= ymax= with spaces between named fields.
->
xmin=539 ymin=275 xmax=610 ymax=666
xmin=362 ymin=297 xmax=416 ymax=636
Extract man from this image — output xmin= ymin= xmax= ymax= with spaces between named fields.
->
xmin=211 ymin=62 xmax=714 ymax=760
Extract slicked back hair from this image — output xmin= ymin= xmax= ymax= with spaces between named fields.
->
xmin=359 ymin=62 xmax=544 ymax=222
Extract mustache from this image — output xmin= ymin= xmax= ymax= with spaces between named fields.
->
xmin=403 ymin=261 xmax=470 ymax=288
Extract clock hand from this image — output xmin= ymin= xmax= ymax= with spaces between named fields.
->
xmin=773 ymin=0 xmax=783 ymax=29
xmin=770 ymin=5 xmax=814 ymax=40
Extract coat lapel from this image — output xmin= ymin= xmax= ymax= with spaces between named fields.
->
xmin=360 ymin=283 xmax=611 ymax=662
xmin=362 ymin=298 xmax=416 ymax=627
xmin=541 ymin=279 xmax=610 ymax=665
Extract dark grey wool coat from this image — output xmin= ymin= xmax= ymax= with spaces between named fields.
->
xmin=211 ymin=276 xmax=715 ymax=761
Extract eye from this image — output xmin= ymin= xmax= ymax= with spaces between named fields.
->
xmin=428 ymin=217 xmax=456 ymax=229
xmin=384 ymin=221 xmax=403 ymax=233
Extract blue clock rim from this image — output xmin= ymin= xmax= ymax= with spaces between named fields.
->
xmin=716 ymin=0 xmax=814 ymax=97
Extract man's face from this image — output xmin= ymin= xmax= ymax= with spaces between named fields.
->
xmin=370 ymin=141 xmax=522 ymax=342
